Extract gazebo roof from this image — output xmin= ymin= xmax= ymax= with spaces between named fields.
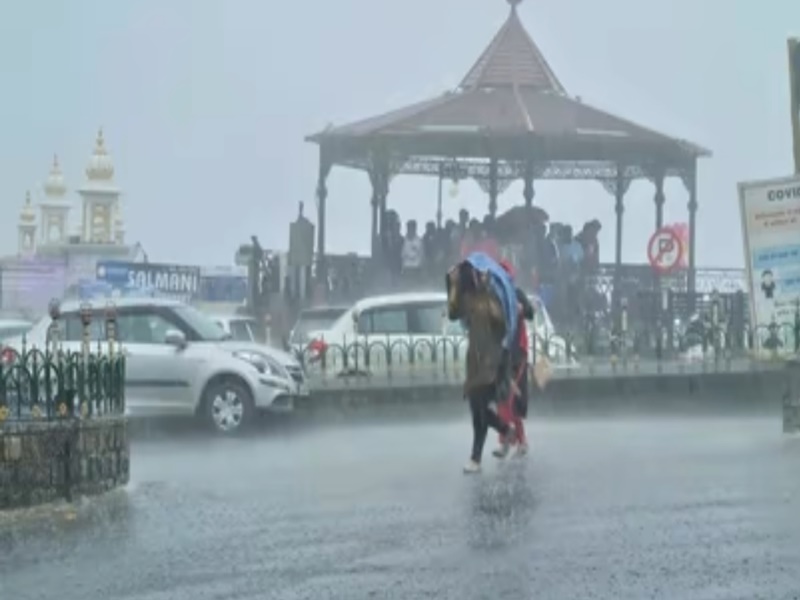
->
xmin=307 ymin=0 xmax=709 ymax=182
xmin=459 ymin=1 xmax=565 ymax=93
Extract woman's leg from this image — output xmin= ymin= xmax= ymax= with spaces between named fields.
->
xmin=469 ymin=384 xmax=511 ymax=465
xmin=483 ymin=404 xmax=509 ymax=434
xmin=514 ymin=364 xmax=529 ymax=452
xmin=492 ymin=395 xmax=516 ymax=459
xmin=496 ymin=397 xmax=513 ymax=445
xmin=513 ymin=415 xmax=526 ymax=445
xmin=469 ymin=391 xmax=489 ymax=464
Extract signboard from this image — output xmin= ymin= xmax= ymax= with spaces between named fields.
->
xmin=96 ymin=261 xmax=201 ymax=302
xmin=789 ymin=38 xmax=800 ymax=174
xmin=738 ymin=174 xmax=800 ymax=354
xmin=198 ymin=274 xmax=247 ymax=303
xmin=647 ymin=226 xmax=683 ymax=274
xmin=665 ymin=222 xmax=690 ymax=268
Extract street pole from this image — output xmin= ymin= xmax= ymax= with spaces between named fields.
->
xmin=789 ymin=38 xmax=800 ymax=174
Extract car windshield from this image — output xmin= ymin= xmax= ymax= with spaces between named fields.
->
xmin=228 ymin=319 xmax=259 ymax=342
xmin=173 ymin=305 xmax=229 ymax=341
xmin=291 ymin=308 xmax=347 ymax=342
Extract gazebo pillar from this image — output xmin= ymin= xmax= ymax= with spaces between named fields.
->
xmin=315 ymin=148 xmax=333 ymax=286
xmin=520 ymin=159 xmax=536 ymax=287
xmin=611 ymin=165 xmax=629 ymax=327
xmin=378 ymin=171 xmax=390 ymax=256
xmin=653 ymin=168 xmax=665 ymax=230
xmin=684 ymin=161 xmax=699 ymax=308
xmin=368 ymin=153 xmax=390 ymax=259
xmin=370 ymin=182 xmax=379 ymax=258
xmin=368 ymin=172 xmax=386 ymax=258
xmin=652 ymin=167 xmax=666 ymax=293
xmin=522 ymin=159 xmax=535 ymax=208
xmin=488 ymin=157 xmax=499 ymax=217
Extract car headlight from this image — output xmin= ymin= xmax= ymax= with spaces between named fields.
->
xmin=233 ymin=351 xmax=286 ymax=378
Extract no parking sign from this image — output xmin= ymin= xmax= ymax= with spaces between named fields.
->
xmin=647 ymin=226 xmax=683 ymax=274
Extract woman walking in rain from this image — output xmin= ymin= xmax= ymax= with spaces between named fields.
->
xmin=446 ymin=252 xmax=518 ymax=474
xmin=493 ymin=259 xmax=534 ymax=458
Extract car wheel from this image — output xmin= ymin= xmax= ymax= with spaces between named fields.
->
xmin=202 ymin=376 xmax=255 ymax=434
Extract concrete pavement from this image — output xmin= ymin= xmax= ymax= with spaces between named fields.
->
xmin=1 ymin=411 xmax=799 ymax=600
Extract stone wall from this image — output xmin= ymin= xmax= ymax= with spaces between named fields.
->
xmin=0 ymin=417 xmax=129 ymax=510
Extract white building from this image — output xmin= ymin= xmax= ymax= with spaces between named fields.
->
xmin=13 ymin=128 xmax=130 ymax=255
xmin=3 ymin=129 xmax=135 ymax=315
xmin=78 ymin=128 xmax=124 ymax=246
xmin=17 ymin=191 xmax=37 ymax=257
xmin=38 ymin=155 xmax=71 ymax=245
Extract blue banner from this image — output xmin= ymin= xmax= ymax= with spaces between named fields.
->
xmin=197 ymin=275 xmax=247 ymax=303
xmin=96 ymin=261 xmax=201 ymax=301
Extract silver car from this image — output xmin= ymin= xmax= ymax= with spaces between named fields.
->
xmin=0 ymin=319 xmax=33 ymax=342
xmin=5 ymin=297 xmax=308 ymax=434
xmin=212 ymin=314 xmax=267 ymax=344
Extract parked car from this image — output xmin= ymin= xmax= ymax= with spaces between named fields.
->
xmin=288 ymin=306 xmax=350 ymax=347
xmin=287 ymin=305 xmax=349 ymax=361
xmin=0 ymin=319 xmax=33 ymax=342
xmin=295 ymin=292 xmax=577 ymax=376
xmin=2 ymin=297 xmax=308 ymax=434
xmin=211 ymin=313 xmax=266 ymax=344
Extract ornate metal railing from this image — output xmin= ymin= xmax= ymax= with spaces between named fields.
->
xmin=292 ymin=321 xmax=799 ymax=389
xmin=313 ymin=254 xmax=746 ymax=304
xmin=0 ymin=348 xmax=126 ymax=423
xmin=0 ymin=300 xmax=126 ymax=423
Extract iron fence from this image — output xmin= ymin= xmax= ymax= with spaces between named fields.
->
xmin=0 ymin=348 xmax=126 ymax=423
xmin=0 ymin=300 xmax=126 ymax=423
xmin=292 ymin=321 xmax=798 ymax=390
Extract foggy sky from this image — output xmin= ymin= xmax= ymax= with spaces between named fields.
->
xmin=2 ymin=0 xmax=798 ymax=268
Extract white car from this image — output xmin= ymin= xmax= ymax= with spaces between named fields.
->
xmin=297 ymin=291 xmax=577 ymax=376
xmin=211 ymin=313 xmax=267 ymax=344
xmin=288 ymin=305 xmax=350 ymax=348
xmin=2 ymin=297 xmax=308 ymax=433
xmin=0 ymin=319 xmax=32 ymax=342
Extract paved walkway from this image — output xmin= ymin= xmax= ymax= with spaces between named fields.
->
xmin=2 ymin=414 xmax=799 ymax=599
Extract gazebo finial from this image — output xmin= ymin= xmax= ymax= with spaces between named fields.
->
xmin=508 ymin=0 xmax=523 ymax=11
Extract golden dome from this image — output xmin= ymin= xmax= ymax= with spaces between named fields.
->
xmin=85 ymin=128 xmax=115 ymax=181
xmin=19 ymin=191 xmax=36 ymax=224
xmin=44 ymin=154 xmax=67 ymax=197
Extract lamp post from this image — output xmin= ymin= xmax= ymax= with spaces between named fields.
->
xmin=46 ymin=298 xmax=62 ymax=354
xmin=711 ymin=289 xmax=721 ymax=359
xmin=105 ymin=301 xmax=117 ymax=357
xmin=80 ymin=302 xmax=92 ymax=361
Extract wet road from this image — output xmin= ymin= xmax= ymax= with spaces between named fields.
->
xmin=2 ymin=412 xmax=800 ymax=600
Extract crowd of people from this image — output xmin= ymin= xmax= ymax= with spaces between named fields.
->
xmin=381 ymin=209 xmax=599 ymax=279
xmin=373 ymin=207 xmax=603 ymax=325
xmin=311 ymin=205 xmax=606 ymax=334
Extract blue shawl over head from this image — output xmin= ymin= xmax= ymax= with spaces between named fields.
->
xmin=463 ymin=251 xmax=518 ymax=350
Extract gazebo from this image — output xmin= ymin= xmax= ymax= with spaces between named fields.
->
xmin=306 ymin=0 xmax=710 ymax=310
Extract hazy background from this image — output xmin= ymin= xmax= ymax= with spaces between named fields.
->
xmin=1 ymin=0 xmax=798 ymax=267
